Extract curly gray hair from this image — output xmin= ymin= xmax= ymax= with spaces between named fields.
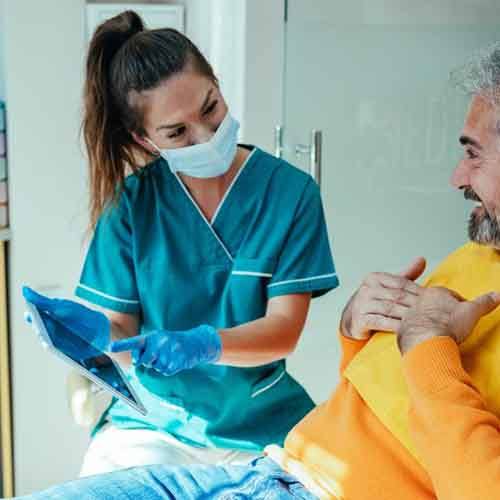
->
xmin=451 ymin=42 xmax=500 ymax=109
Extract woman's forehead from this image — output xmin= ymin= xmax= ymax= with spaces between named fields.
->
xmin=142 ymin=72 xmax=218 ymax=130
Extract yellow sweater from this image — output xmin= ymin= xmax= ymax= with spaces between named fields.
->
xmin=268 ymin=242 xmax=500 ymax=499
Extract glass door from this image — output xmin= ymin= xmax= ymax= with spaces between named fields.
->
xmin=282 ymin=0 xmax=500 ymax=401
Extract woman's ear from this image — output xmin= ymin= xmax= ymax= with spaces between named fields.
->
xmin=131 ymin=131 xmax=158 ymax=155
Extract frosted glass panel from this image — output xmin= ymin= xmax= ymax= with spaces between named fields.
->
xmin=283 ymin=0 xmax=500 ymax=402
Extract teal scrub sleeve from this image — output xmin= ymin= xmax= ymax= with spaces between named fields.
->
xmin=75 ymin=199 xmax=141 ymax=314
xmin=267 ymin=179 xmax=339 ymax=299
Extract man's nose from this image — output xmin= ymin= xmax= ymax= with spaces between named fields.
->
xmin=450 ymin=159 xmax=471 ymax=189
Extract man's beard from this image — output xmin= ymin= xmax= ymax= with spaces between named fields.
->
xmin=465 ymin=188 xmax=500 ymax=247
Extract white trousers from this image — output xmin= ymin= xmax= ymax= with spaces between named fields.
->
xmin=80 ymin=425 xmax=261 ymax=477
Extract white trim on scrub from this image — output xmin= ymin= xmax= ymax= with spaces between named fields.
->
xmin=267 ymin=272 xmax=338 ymax=288
xmin=77 ymin=283 xmax=140 ymax=304
xmin=231 ymin=271 xmax=273 ymax=278
xmin=251 ymin=370 xmax=286 ymax=398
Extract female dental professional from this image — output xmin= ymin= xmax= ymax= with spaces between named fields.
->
xmin=30 ymin=10 xmax=339 ymax=475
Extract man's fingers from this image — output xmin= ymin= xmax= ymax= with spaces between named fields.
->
xmin=365 ymin=301 xmax=410 ymax=320
xmin=369 ymin=287 xmax=420 ymax=308
xmin=109 ymin=336 xmax=144 ymax=353
xmin=471 ymin=292 xmax=500 ymax=318
xmin=367 ymin=273 xmax=421 ymax=295
xmin=363 ymin=314 xmax=401 ymax=334
xmin=399 ymin=257 xmax=426 ymax=282
xmin=363 ymin=258 xmax=425 ymax=295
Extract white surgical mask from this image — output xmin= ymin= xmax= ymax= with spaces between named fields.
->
xmin=147 ymin=112 xmax=240 ymax=178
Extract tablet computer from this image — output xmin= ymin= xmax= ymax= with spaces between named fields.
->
xmin=25 ymin=301 xmax=147 ymax=416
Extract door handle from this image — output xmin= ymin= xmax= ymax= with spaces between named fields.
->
xmin=295 ymin=129 xmax=322 ymax=188
xmin=274 ymin=125 xmax=284 ymax=159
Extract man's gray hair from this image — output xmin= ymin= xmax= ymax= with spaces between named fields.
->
xmin=451 ymin=42 xmax=500 ymax=109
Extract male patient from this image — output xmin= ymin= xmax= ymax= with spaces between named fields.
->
xmin=16 ymin=43 xmax=500 ymax=500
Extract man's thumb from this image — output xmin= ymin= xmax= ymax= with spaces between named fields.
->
xmin=400 ymin=257 xmax=426 ymax=282
xmin=471 ymin=292 xmax=500 ymax=318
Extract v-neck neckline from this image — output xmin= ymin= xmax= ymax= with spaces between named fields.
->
xmin=174 ymin=147 xmax=257 ymax=226
xmin=211 ymin=148 xmax=256 ymax=225
xmin=172 ymin=147 xmax=258 ymax=262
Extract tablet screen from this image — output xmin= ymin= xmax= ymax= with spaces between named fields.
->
xmin=26 ymin=302 xmax=146 ymax=414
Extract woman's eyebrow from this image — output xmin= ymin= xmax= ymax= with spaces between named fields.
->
xmin=155 ymin=89 xmax=214 ymax=132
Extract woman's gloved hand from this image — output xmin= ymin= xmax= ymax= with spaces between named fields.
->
xmin=22 ymin=286 xmax=111 ymax=351
xmin=110 ymin=325 xmax=222 ymax=376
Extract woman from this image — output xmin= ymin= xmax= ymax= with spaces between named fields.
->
xmin=28 ymin=10 xmax=339 ymax=476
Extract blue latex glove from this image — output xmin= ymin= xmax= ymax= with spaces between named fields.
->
xmin=22 ymin=286 xmax=111 ymax=351
xmin=110 ymin=325 xmax=222 ymax=376
xmin=34 ymin=310 xmax=103 ymax=362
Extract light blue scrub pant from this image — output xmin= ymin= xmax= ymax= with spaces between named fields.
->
xmin=16 ymin=457 xmax=318 ymax=500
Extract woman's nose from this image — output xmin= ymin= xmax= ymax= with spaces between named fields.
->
xmin=188 ymin=125 xmax=215 ymax=145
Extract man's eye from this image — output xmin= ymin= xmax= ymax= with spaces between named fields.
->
xmin=466 ymin=148 xmax=478 ymax=160
xmin=203 ymin=101 xmax=218 ymax=116
xmin=168 ymin=127 xmax=185 ymax=139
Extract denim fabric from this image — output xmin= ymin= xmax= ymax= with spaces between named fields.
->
xmin=16 ymin=457 xmax=318 ymax=500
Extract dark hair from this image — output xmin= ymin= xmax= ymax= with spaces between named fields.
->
xmin=83 ymin=10 xmax=217 ymax=229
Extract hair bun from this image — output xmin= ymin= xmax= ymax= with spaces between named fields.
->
xmin=91 ymin=10 xmax=145 ymax=62
xmin=107 ymin=10 xmax=144 ymax=37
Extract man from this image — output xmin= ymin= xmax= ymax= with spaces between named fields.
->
xmin=17 ymin=43 xmax=500 ymax=499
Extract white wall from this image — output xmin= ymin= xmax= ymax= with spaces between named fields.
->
xmin=3 ymin=0 xmax=90 ymax=494
xmin=243 ymin=0 xmax=285 ymax=153
xmin=207 ymin=0 xmax=247 ymax=135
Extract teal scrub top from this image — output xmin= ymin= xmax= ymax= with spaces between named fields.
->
xmin=75 ymin=146 xmax=339 ymax=451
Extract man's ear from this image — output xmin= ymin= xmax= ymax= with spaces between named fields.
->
xmin=131 ymin=131 xmax=158 ymax=155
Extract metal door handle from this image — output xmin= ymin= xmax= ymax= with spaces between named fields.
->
xmin=274 ymin=125 xmax=284 ymax=159
xmin=295 ymin=129 xmax=322 ymax=187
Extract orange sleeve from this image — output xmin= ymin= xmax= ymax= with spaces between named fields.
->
xmin=403 ymin=336 xmax=500 ymax=500
xmin=339 ymin=331 xmax=369 ymax=373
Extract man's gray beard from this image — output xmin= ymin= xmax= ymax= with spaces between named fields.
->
xmin=468 ymin=209 xmax=500 ymax=248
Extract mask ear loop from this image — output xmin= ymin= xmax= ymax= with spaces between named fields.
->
xmin=145 ymin=137 xmax=162 ymax=156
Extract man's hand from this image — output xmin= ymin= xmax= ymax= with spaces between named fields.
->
xmin=398 ymin=287 xmax=500 ymax=355
xmin=340 ymin=257 xmax=426 ymax=340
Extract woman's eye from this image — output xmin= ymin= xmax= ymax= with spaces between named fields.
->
xmin=168 ymin=127 xmax=185 ymax=139
xmin=203 ymin=101 xmax=218 ymax=116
